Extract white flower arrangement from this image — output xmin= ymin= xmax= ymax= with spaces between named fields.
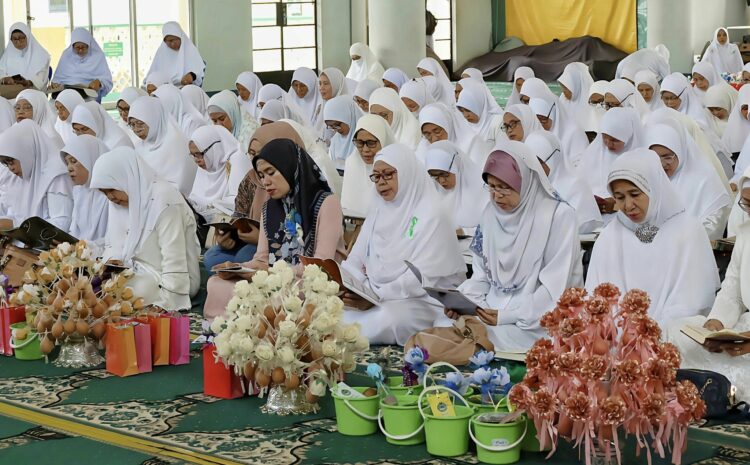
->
xmin=211 ymin=261 xmax=370 ymax=402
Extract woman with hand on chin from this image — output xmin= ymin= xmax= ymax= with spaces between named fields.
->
xmin=341 ymin=143 xmax=466 ymax=345
xmin=435 ymin=141 xmax=583 ymax=351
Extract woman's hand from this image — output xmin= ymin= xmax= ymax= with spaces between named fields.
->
xmin=596 ymin=196 xmax=617 ymax=214
xmin=215 ymin=230 xmax=236 ymax=250
xmin=477 ymin=308 xmax=498 ymax=326
xmin=717 ymin=340 xmax=750 ymax=357
xmin=181 ymin=73 xmax=194 ymax=86
xmin=1 ymin=77 xmax=14 ymax=85
xmin=342 ymin=292 xmax=373 ymax=310
xmin=444 ymin=308 xmax=460 ymax=320
xmin=237 ymin=226 xmax=259 ymax=245
xmin=106 ymin=259 xmax=124 ymax=266
xmin=89 ymin=79 xmax=102 ymax=90
xmin=0 ymin=218 xmax=13 ymax=230
xmin=703 ymin=319 xmax=725 ymax=332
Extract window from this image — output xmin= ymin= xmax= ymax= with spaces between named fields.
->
xmin=251 ymin=0 xmax=317 ymax=73
xmin=426 ymin=0 xmax=452 ymax=60
xmin=48 ymin=0 xmax=67 ymax=14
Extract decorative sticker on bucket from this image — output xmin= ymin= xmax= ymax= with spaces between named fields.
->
xmin=492 ymin=438 xmax=510 ymax=447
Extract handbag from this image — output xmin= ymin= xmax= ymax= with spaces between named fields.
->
xmin=405 ymin=316 xmax=494 ymax=366
xmin=677 ymin=368 xmax=737 ymax=420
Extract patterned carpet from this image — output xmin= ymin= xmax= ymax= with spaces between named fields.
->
xmin=1 ymin=319 xmax=749 ymax=465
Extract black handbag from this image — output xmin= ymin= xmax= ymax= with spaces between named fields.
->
xmin=677 ymin=368 xmax=736 ymax=420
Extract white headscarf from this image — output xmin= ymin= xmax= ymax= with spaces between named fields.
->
xmin=456 ymin=79 xmax=503 ymax=144
xmin=354 ymin=79 xmax=382 ymax=106
xmin=288 ymin=67 xmax=322 ymax=126
xmin=52 ymin=27 xmax=112 ymax=101
xmin=0 ymin=97 xmax=15 ymax=131
xmin=144 ymin=22 xmax=205 ymax=87
xmin=258 ymin=99 xmax=309 ymax=128
xmin=235 ymin=71 xmax=263 ymax=119
xmin=258 ymin=83 xmax=285 ymax=105
xmin=399 ymin=78 xmax=435 ymax=116
xmin=424 ymin=140 xmax=487 ymax=229
xmin=579 ymin=107 xmax=644 ymax=197
xmin=606 ymin=78 xmax=650 ymax=119
xmin=586 ymin=148 xmax=719 ymax=325
xmin=323 ymin=95 xmax=363 ymax=170
xmin=420 ymin=75 xmax=454 ymax=107
xmin=557 ymin=62 xmax=594 ymax=127
xmin=701 ymin=27 xmax=744 ymax=75
xmin=0 ymin=120 xmax=71 ymax=222
xmin=382 ymin=67 xmax=409 ymax=91
xmin=153 ymin=83 xmax=208 ymax=137
xmin=279 ymin=118 xmax=342 ymax=194
xmin=60 ymin=134 xmax=109 ymax=241
xmin=181 ymin=84 xmax=210 ymax=119
xmin=341 ymin=114 xmax=397 ymax=218
xmin=461 ymin=67 xmax=485 ymax=82
xmin=646 ymin=124 xmax=731 ymax=235
xmin=634 ymin=70 xmax=664 ymax=112
xmin=704 ymin=85 xmax=733 ymax=140
xmin=660 ymin=72 xmax=710 ymax=127
xmin=528 ymin=96 xmax=590 ymax=167
xmin=0 ymin=22 xmax=50 ymax=89
xmin=128 ymin=95 xmax=196 ymax=196
xmin=615 ymin=46 xmax=671 ymax=81
xmin=503 ymin=104 xmax=543 ymax=142
xmin=354 ymin=143 xmax=465 ymax=289
xmin=188 ymin=124 xmax=244 ymax=212
xmin=207 ymin=90 xmax=249 ymax=141
xmin=507 ymin=66 xmax=534 ymax=106
xmin=90 ymin=146 xmax=192 ymax=261
xmin=347 ymin=43 xmax=385 ymax=82
xmin=53 ymin=89 xmax=84 ymax=145
xmin=586 ymin=80 xmax=609 ymax=132
xmin=417 ymin=58 xmax=454 ymax=107
xmin=721 ymin=84 xmax=750 ymax=153
xmin=15 ymin=89 xmax=63 ymax=146
xmin=416 ymin=102 xmax=490 ymax=166
xmin=525 ymin=130 xmax=602 ymax=233
xmin=368 ymin=87 xmax=422 ymax=149
xmin=71 ymin=101 xmax=133 ymax=150
xmin=476 ymin=140 xmax=568 ymax=291
xmin=315 ymin=67 xmax=352 ymax=132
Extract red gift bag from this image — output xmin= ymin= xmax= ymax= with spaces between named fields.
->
xmin=105 ymin=323 xmax=139 ymax=377
xmin=1 ymin=306 xmax=26 ymax=356
xmin=202 ymin=345 xmax=244 ymax=399
xmin=133 ymin=323 xmax=152 ymax=373
xmin=169 ymin=314 xmax=190 ymax=365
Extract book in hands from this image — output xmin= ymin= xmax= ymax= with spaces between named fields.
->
xmin=0 ymin=216 xmax=78 ymax=250
xmin=211 ymin=264 xmax=256 ymax=274
xmin=299 ymin=256 xmax=381 ymax=306
xmin=680 ymin=325 xmax=750 ymax=345
xmin=405 ymin=261 xmax=477 ymax=316
xmin=207 ymin=218 xmax=260 ymax=235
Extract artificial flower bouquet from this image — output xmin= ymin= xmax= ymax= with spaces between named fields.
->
xmin=8 ymin=241 xmax=141 ymax=355
xmin=211 ymin=261 xmax=370 ymax=407
xmin=508 ymin=285 xmax=705 ymax=465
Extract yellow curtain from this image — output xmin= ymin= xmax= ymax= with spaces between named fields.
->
xmin=505 ymin=0 xmax=637 ymax=53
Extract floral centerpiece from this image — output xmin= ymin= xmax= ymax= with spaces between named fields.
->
xmin=8 ymin=241 xmax=142 ymax=367
xmin=210 ymin=261 xmax=370 ymax=414
xmin=508 ymin=285 xmax=705 ymax=465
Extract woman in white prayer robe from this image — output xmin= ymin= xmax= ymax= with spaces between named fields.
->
xmin=323 ymin=95 xmax=362 ymax=172
xmin=115 ymin=87 xmax=147 ymax=145
xmin=692 ymin=61 xmax=738 ymax=107
xmin=604 ymin=78 xmax=650 ymax=119
xmin=436 ymin=141 xmax=583 ymax=351
xmin=528 ymin=95 xmax=590 ymax=168
xmin=704 ymin=85 xmax=734 ymax=140
xmin=455 ymin=79 xmax=503 ymax=146
xmin=258 ymin=99 xmax=310 ymax=128
xmin=287 ymin=67 xmax=322 ymax=128
xmin=90 ymin=147 xmax=200 ymax=311
xmin=615 ymin=45 xmax=671 ymax=81
xmin=701 ymin=27 xmax=743 ymax=76
xmin=15 ymin=89 xmax=63 ymax=146
xmin=181 ymin=84 xmax=210 ymax=119
xmin=235 ymin=71 xmax=263 ymax=120
xmin=207 ymin=90 xmax=259 ymax=154
xmin=500 ymin=104 xmax=543 ymax=144
xmin=0 ymin=23 xmax=50 ymax=90
xmin=646 ymin=124 xmax=731 ymax=240
xmin=382 ymin=67 xmax=409 ymax=92
xmin=416 ymin=102 xmax=492 ymax=166
xmin=557 ymin=62 xmax=595 ymax=130
xmin=507 ymin=67 xmax=534 ymax=107
xmin=53 ymin=89 xmax=84 ymax=145
xmin=0 ymin=120 xmax=72 ymax=230
xmin=341 ymin=143 xmax=467 ymax=345
xmin=347 ymin=43 xmax=385 ymax=83
xmin=71 ymin=101 xmax=134 ymax=150
xmin=51 ymin=27 xmax=112 ymax=102
xmin=399 ymin=78 xmax=435 ymax=117
xmin=128 ymin=96 xmax=197 ymax=196
xmin=153 ymin=83 xmax=208 ymax=137
xmin=585 ymin=148 xmax=719 ymax=328
xmin=144 ymin=22 xmax=205 ymax=88
xmin=634 ymin=70 xmax=665 ymax=112
xmin=526 ymin=130 xmax=602 ymax=234
xmin=722 ymin=84 xmax=750 ymax=156
xmin=368 ymin=87 xmax=422 ymax=149
xmin=417 ymin=58 xmax=455 ymax=107
xmin=353 ymin=79 xmax=381 ymax=113
xmin=59 ymin=134 xmax=109 ymax=246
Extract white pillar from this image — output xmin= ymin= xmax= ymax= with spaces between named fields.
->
xmin=647 ymin=0 xmax=692 ymax=73
xmin=369 ymin=0 xmax=425 ymax=77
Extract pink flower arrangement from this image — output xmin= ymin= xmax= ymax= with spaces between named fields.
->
xmin=509 ymin=284 xmax=705 ymax=465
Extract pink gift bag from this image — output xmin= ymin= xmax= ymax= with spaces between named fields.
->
xmin=169 ymin=314 xmax=190 ymax=365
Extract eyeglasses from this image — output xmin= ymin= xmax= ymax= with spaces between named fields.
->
xmin=14 ymin=104 xmax=32 ymax=113
xmin=658 ymin=153 xmax=678 ymax=165
xmin=543 ymin=148 xmax=560 ymax=163
xmin=128 ymin=120 xmax=147 ymax=131
xmin=589 ymin=101 xmax=605 ymax=109
xmin=10 ymin=35 xmax=26 ymax=43
xmin=604 ymin=93 xmax=632 ymax=110
xmin=191 ymin=140 xmax=220 ymax=159
xmin=661 ymin=89 xmax=685 ymax=102
xmin=501 ymin=120 xmax=520 ymax=133
xmin=429 ymin=172 xmax=451 ymax=181
xmin=117 ymin=105 xmax=129 ymax=115
xmin=369 ymin=170 xmax=397 ymax=183
xmin=738 ymin=198 xmax=750 ymax=214
xmin=0 ymin=157 xmax=15 ymax=167
xmin=483 ymin=183 xmax=514 ymax=196
xmin=326 ymin=121 xmax=344 ymax=131
xmin=353 ymin=138 xmax=379 ymax=149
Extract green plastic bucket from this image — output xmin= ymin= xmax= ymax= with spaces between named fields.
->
xmin=521 ymin=416 xmax=550 ymax=452
xmin=378 ymin=394 xmax=425 ymax=445
xmin=469 ymin=394 xmax=510 ymax=414
xmin=387 ymin=376 xmax=424 ymax=396
xmin=419 ymin=385 xmax=475 ymax=457
xmin=332 ymin=386 xmax=380 ymax=436
xmin=470 ymin=413 xmax=526 ymax=464
xmin=9 ymin=323 xmax=43 ymax=360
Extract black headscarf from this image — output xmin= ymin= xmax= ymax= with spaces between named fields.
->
xmin=252 ymin=138 xmax=332 ymax=264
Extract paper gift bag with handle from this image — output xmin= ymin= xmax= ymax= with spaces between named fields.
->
xmin=133 ymin=323 xmax=153 ymax=373
xmin=203 ymin=344 xmax=244 ymax=399
xmin=1 ymin=306 xmax=26 ymax=356
xmin=169 ymin=313 xmax=190 ymax=365
xmin=138 ymin=314 xmax=170 ymax=366
xmin=405 ymin=316 xmax=494 ymax=366
xmin=105 ymin=323 xmax=139 ymax=377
